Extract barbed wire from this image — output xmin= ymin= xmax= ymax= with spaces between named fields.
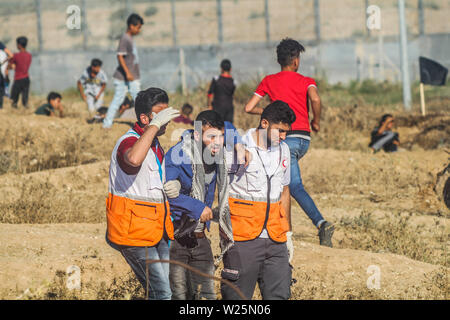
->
xmin=145 ymin=259 xmax=247 ymax=300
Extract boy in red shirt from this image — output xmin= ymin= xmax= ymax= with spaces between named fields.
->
xmin=9 ymin=36 xmax=32 ymax=109
xmin=245 ymin=38 xmax=334 ymax=248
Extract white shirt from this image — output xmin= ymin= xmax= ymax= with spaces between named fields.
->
xmin=228 ymin=128 xmax=291 ymax=238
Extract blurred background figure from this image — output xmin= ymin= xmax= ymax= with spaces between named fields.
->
xmin=9 ymin=36 xmax=32 ymax=109
xmin=369 ymin=114 xmax=400 ymax=153
xmin=207 ymin=59 xmax=236 ymax=124
xmin=34 ymin=91 xmax=63 ymax=117
xmin=77 ymin=58 xmax=107 ymax=116
xmin=173 ymin=103 xmax=194 ymax=125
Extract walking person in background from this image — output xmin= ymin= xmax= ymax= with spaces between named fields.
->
xmin=369 ymin=114 xmax=400 ymax=153
xmin=207 ymin=59 xmax=236 ymax=123
xmin=77 ymin=58 xmax=107 ymax=116
xmin=9 ymin=36 xmax=32 ymax=109
xmin=103 ymin=13 xmax=144 ymax=129
xmin=244 ymin=38 xmax=335 ymax=248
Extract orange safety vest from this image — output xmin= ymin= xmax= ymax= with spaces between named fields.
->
xmin=227 ymin=131 xmax=290 ymax=243
xmin=228 ymin=197 xmax=289 ymax=242
xmin=106 ymin=129 xmax=174 ymax=247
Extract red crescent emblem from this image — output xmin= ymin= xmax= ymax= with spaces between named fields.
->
xmin=282 ymin=159 xmax=287 ymax=168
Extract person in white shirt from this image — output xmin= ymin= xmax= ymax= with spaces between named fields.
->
xmin=221 ymin=100 xmax=296 ymax=300
xmin=77 ymin=58 xmax=108 ymax=115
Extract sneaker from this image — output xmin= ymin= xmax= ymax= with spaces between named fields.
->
xmin=318 ymin=221 xmax=334 ymax=248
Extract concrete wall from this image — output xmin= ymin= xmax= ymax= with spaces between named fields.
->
xmin=28 ymin=33 xmax=450 ymax=94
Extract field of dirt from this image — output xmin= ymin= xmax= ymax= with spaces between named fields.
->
xmin=0 ymin=87 xmax=448 ymax=300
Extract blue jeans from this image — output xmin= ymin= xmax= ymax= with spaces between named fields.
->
xmin=284 ymin=136 xmax=325 ymax=228
xmin=103 ymin=79 xmax=141 ymax=128
xmin=107 ymin=236 xmax=172 ymax=300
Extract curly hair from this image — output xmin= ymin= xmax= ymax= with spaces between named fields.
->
xmin=276 ymin=38 xmax=305 ymax=67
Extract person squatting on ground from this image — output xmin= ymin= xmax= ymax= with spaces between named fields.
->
xmin=207 ymin=59 xmax=236 ymax=123
xmin=244 ymin=37 xmax=335 ymax=247
xmin=77 ymin=58 xmax=107 ymax=116
xmin=103 ymin=13 xmax=144 ymax=129
xmin=9 ymin=36 xmax=32 ymax=109
xmin=369 ymin=114 xmax=400 ymax=153
xmin=35 ymin=92 xmax=64 ymax=117
xmin=221 ymin=100 xmax=295 ymax=300
xmin=105 ymin=87 xmax=180 ymax=300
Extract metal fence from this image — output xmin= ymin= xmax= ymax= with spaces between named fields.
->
xmin=1 ymin=0 xmax=449 ymax=52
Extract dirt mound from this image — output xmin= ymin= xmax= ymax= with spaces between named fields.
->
xmin=0 ymin=223 xmax=446 ymax=300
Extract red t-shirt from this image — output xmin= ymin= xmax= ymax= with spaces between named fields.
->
xmin=11 ymin=51 xmax=32 ymax=80
xmin=254 ymin=71 xmax=317 ymax=132
xmin=116 ymin=122 xmax=164 ymax=175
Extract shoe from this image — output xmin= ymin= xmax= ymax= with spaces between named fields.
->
xmin=318 ymin=221 xmax=334 ymax=248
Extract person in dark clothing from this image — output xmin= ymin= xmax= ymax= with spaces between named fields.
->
xmin=9 ymin=36 xmax=32 ymax=108
xmin=369 ymin=114 xmax=400 ymax=153
xmin=35 ymin=92 xmax=63 ymax=117
xmin=207 ymin=59 xmax=236 ymax=123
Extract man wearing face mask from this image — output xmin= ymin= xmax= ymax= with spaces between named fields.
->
xmin=163 ymin=110 xmax=230 ymax=300
xmin=105 ymin=87 xmax=180 ymax=300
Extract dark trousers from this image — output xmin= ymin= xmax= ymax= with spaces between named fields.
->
xmin=221 ymin=238 xmax=291 ymax=300
xmin=169 ymin=235 xmax=216 ymax=300
xmin=11 ymin=77 xmax=30 ymax=107
xmin=214 ymin=107 xmax=234 ymax=123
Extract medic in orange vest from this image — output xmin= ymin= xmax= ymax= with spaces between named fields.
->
xmin=221 ymin=100 xmax=296 ymax=300
xmin=105 ymin=87 xmax=180 ymax=300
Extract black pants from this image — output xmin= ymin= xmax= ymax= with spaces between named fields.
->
xmin=221 ymin=238 xmax=291 ymax=300
xmin=11 ymin=77 xmax=30 ymax=107
xmin=169 ymin=235 xmax=216 ymax=300
xmin=214 ymin=107 xmax=234 ymax=123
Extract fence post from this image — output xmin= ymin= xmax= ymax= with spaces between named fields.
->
xmin=314 ymin=0 xmax=321 ymax=42
xmin=418 ymin=0 xmax=425 ymax=36
xmin=398 ymin=0 xmax=412 ymax=111
xmin=35 ymin=0 xmax=43 ymax=52
xmin=81 ymin=0 xmax=88 ymax=50
xmin=365 ymin=0 xmax=371 ymax=37
xmin=264 ymin=0 xmax=270 ymax=43
xmin=217 ymin=0 xmax=223 ymax=44
xmin=126 ymin=0 xmax=133 ymax=15
xmin=171 ymin=0 xmax=177 ymax=47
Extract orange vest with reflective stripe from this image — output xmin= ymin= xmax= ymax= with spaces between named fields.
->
xmin=227 ymin=131 xmax=291 ymax=243
xmin=106 ymin=129 xmax=174 ymax=247
xmin=228 ymin=197 xmax=289 ymax=242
